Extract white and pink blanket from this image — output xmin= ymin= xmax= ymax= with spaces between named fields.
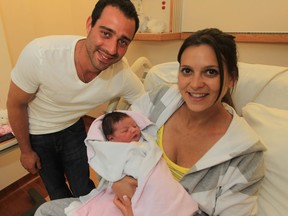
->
xmin=65 ymin=110 xmax=198 ymax=216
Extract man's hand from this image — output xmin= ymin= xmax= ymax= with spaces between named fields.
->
xmin=20 ymin=150 xmax=41 ymax=174
xmin=112 ymin=176 xmax=138 ymax=201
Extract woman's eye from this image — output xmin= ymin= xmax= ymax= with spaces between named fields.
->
xmin=180 ymin=68 xmax=192 ymax=75
xmin=206 ymin=69 xmax=218 ymax=77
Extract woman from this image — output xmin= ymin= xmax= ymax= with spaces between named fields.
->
xmin=115 ymin=28 xmax=265 ymax=216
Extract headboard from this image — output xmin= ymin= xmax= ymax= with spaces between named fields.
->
xmin=143 ymin=61 xmax=288 ymax=115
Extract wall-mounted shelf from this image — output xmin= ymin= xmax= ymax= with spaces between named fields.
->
xmin=232 ymin=33 xmax=288 ymax=44
xmin=135 ymin=32 xmax=288 ymax=44
xmin=181 ymin=32 xmax=288 ymax=44
xmin=134 ymin=33 xmax=181 ymax=41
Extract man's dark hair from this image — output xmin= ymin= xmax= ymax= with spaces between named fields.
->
xmin=91 ymin=0 xmax=139 ymax=35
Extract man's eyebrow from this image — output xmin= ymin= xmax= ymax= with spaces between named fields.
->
xmin=99 ymin=26 xmax=132 ymax=42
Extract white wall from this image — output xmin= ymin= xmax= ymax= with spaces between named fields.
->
xmin=181 ymin=0 xmax=288 ymax=33
xmin=125 ymin=40 xmax=288 ymax=67
xmin=237 ymin=43 xmax=288 ymax=67
xmin=0 ymin=15 xmax=12 ymax=109
xmin=125 ymin=40 xmax=181 ymax=65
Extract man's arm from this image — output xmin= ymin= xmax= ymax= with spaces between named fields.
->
xmin=7 ymin=81 xmax=41 ymax=174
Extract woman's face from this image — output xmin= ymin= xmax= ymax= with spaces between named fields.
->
xmin=178 ymin=44 xmax=233 ymax=112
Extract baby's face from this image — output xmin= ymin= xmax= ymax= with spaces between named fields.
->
xmin=109 ymin=117 xmax=141 ymax=142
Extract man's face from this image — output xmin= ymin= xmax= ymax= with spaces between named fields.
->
xmin=85 ymin=6 xmax=136 ymax=73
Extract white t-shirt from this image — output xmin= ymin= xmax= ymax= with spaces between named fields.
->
xmin=11 ymin=35 xmax=145 ymax=134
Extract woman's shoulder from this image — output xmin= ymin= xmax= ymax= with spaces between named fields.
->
xmin=224 ymin=104 xmax=266 ymax=152
xmin=131 ymin=84 xmax=182 ymax=126
xmin=148 ymin=84 xmax=179 ymax=101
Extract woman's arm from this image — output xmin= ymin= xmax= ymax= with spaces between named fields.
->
xmin=215 ymin=151 xmax=265 ymax=215
xmin=113 ymin=195 xmax=134 ymax=216
xmin=112 ymin=176 xmax=138 ymax=201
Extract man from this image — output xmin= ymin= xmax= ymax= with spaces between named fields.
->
xmin=7 ymin=0 xmax=144 ymax=200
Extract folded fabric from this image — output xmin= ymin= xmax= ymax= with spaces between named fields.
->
xmin=65 ymin=110 xmax=198 ymax=216
xmin=85 ymin=110 xmax=161 ymax=186
xmin=68 ymin=159 xmax=198 ymax=216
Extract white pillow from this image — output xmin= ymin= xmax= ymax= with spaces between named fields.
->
xmin=242 ymin=103 xmax=288 ymax=216
xmin=144 ymin=61 xmax=178 ymax=91
xmin=254 ymin=71 xmax=288 ymax=110
xmin=232 ymin=62 xmax=288 ymax=115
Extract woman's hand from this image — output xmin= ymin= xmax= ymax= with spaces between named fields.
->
xmin=113 ymin=195 xmax=134 ymax=216
xmin=112 ymin=176 xmax=138 ymax=201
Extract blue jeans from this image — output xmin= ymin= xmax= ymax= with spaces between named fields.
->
xmin=30 ymin=118 xmax=95 ymax=200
